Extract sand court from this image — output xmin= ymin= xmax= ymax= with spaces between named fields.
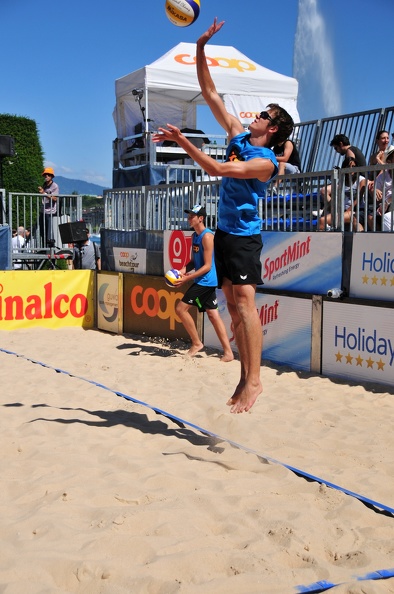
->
xmin=1 ymin=327 xmax=394 ymax=593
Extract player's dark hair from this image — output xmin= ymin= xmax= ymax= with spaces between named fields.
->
xmin=266 ymin=103 xmax=294 ymax=146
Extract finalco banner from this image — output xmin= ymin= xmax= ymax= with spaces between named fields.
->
xmin=261 ymin=231 xmax=342 ymax=294
xmin=0 ymin=271 xmax=95 ymax=330
xmin=204 ymin=290 xmax=312 ymax=371
xmin=322 ymin=301 xmax=394 ymax=386
xmin=350 ymin=234 xmax=394 ymax=301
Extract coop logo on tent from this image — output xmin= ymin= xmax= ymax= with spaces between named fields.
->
xmin=240 ymin=111 xmax=262 ymax=119
xmin=174 ymin=53 xmax=256 ymax=73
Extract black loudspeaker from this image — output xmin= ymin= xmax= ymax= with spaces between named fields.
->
xmin=58 ymin=222 xmax=88 ymax=244
xmin=0 ymin=135 xmax=15 ymax=157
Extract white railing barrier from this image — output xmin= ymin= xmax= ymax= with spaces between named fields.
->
xmin=104 ymin=163 xmax=394 ymax=233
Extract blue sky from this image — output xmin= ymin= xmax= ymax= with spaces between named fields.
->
xmin=1 ymin=0 xmax=393 ymax=188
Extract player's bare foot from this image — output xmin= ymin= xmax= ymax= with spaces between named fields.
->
xmin=227 ymin=380 xmax=262 ymax=413
xmin=187 ymin=343 xmax=204 ymax=357
xmin=220 ymin=351 xmax=234 ymax=362
xmin=226 ymin=378 xmax=245 ymax=405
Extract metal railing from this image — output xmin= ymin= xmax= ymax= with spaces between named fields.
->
xmin=6 ymin=192 xmax=83 ymax=248
xmin=5 ymin=193 xmax=83 ymax=267
xmin=104 ymin=162 xmax=394 ymax=234
xmin=114 ymin=106 xmax=394 ymax=176
xmin=0 ymin=188 xmax=5 ymax=224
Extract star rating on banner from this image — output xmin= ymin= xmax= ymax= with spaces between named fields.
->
xmin=335 ymin=350 xmax=385 ymax=370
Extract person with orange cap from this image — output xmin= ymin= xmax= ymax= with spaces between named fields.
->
xmin=38 ymin=167 xmax=59 ymax=247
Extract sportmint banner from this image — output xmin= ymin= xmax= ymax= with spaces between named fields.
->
xmin=261 ymin=231 xmax=342 ymax=294
xmin=204 ymin=290 xmax=313 ymax=371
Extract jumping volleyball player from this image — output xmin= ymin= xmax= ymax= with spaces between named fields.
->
xmin=153 ymin=18 xmax=294 ymax=413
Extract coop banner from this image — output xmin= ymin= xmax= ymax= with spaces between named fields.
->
xmin=261 ymin=231 xmax=342 ymax=294
xmin=204 ymin=290 xmax=312 ymax=371
xmin=350 ymin=234 xmax=394 ymax=301
xmin=123 ymin=273 xmax=200 ymax=341
xmin=322 ymin=301 xmax=394 ymax=387
xmin=0 ymin=270 xmax=95 ymax=330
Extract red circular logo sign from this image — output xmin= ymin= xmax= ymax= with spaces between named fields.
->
xmin=168 ymin=231 xmax=192 ymax=270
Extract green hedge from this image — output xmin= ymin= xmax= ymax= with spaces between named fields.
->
xmin=0 ymin=114 xmax=44 ymax=193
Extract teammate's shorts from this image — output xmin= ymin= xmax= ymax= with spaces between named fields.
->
xmin=181 ymin=283 xmax=218 ymax=312
xmin=214 ymin=228 xmax=263 ymax=287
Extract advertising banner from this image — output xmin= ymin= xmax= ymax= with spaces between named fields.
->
xmin=350 ymin=234 xmax=394 ymax=301
xmin=322 ymin=301 xmax=394 ymax=386
xmin=97 ymin=272 xmax=122 ymax=334
xmin=0 ymin=270 xmax=94 ymax=330
xmin=261 ymin=231 xmax=342 ymax=294
xmin=112 ymin=247 xmax=146 ymax=274
xmin=204 ymin=290 xmax=312 ymax=371
xmin=123 ymin=274 xmax=200 ymax=341
xmin=163 ymin=230 xmax=193 ymax=273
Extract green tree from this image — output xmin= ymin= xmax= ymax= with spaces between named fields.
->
xmin=0 ymin=114 xmax=44 ymax=193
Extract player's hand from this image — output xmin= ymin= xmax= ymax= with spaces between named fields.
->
xmin=152 ymin=124 xmax=182 ymax=145
xmin=197 ymin=17 xmax=225 ymax=48
xmin=173 ymin=275 xmax=186 ymax=286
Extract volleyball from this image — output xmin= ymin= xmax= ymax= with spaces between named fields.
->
xmin=165 ymin=269 xmax=181 ymax=287
xmin=165 ymin=0 xmax=200 ymax=27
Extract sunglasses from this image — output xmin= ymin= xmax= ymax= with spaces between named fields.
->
xmin=259 ymin=111 xmax=275 ymax=123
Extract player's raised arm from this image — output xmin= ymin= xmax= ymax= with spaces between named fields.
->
xmin=196 ymin=18 xmax=243 ymax=139
xmin=152 ymin=124 xmax=276 ymax=182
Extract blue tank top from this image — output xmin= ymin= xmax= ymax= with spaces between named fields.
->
xmin=219 ymin=132 xmax=278 ymax=236
xmin=192 ymin=229 xmax=217 ymax=287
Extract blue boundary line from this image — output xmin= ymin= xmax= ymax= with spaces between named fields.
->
xmin=295 ymin=568 xmax=394 ymax=592
xmin=2 ymin=346 xmax=394 ymax=592
xmin=1 ymin=346 xmax=394 ymax=516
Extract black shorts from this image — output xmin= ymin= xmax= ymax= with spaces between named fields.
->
xmin=214 ymin=228 xmax=263 ymax=287
xmin=182 ymin=284 xmax=218 ymax=312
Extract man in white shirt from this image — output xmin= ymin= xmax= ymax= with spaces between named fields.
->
xmin=12 ymin=226 xmax=25 ymax=269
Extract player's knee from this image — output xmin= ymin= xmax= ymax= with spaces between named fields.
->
xmin=206 ymin=309 xmax=217 ymax=321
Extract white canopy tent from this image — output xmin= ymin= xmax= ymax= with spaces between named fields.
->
xmin=113 ymin=42 xmax=299 ymax=142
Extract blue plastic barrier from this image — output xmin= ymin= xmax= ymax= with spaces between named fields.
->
xmin=0 ymin=225 xmax=11 ymax=270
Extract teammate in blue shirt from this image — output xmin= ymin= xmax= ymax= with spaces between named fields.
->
xmin=174 ymin=204 xmax=233 ymax=362
xmin=153 ymin=18 xmax=293 ymax=413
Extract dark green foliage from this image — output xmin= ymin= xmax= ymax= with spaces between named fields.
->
xmin=82 ymin=195 xmax=103 ymax=208
xmin=0 ymin=114 xmax=44 ymax=193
